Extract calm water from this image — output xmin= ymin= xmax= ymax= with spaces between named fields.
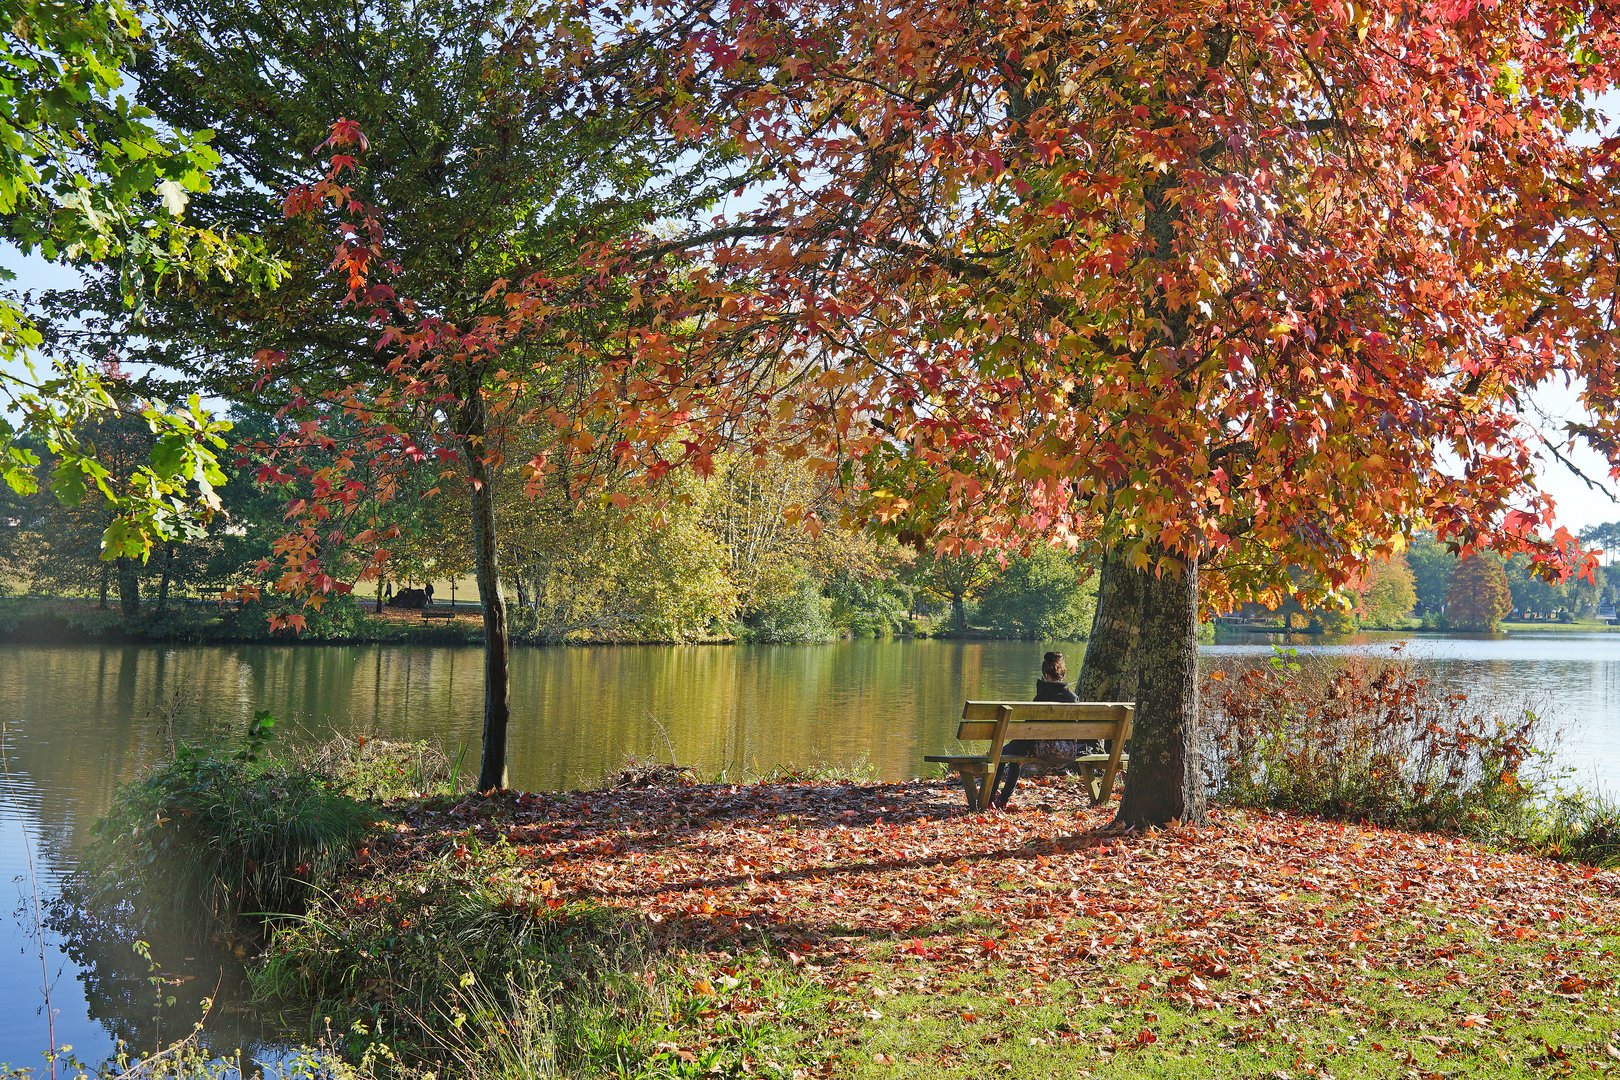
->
xmin=0 ymin=633 xmax=1617 ymax=1069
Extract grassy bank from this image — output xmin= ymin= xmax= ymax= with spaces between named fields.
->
xmin=0 ymin=596 xmax=488 ymax=646
xmin=252 ymin=776 xmax=1620 ymax=1077
xmin=0 ymin=596 xmax=950 ymax=647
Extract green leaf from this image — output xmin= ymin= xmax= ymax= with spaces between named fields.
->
xmin=50 ymin=457 xmax=89 ymax=506
xmin=150 ymin=431 xmax=188 ymax=478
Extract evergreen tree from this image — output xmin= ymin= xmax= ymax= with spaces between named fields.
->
xmin=1445 ymin=555 xmax=1514 ymax=633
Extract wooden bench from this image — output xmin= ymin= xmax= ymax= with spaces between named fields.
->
xmin=925 ymin=701 xmax=1133 ymax=810
xmin=420 ymin=609 xmax=457 ymax=621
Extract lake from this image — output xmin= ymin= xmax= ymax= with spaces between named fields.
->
xmin=1 ymin=632 xmax=1617 ymax=1069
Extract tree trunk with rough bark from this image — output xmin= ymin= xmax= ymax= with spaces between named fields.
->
xmin=950 ymin=593 xmax=967 ymax=631
xmin=464 ymin=394 xmax=512 ymax=794
xmin=1076 ymin=549 xmax=1143 ymax=701
xmin=98 ymin=564 xmax=110 ymax=609
xmin=1114 ymin=552 xmax=1205 ymax=828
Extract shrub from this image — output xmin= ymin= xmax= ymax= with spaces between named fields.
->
xmin=745 ymin=574 xmax=836 ymax=643
xmin=1206 ymin=649 xmax=1546 ymax=836
xmin=1306 ymin=606 xmax=1359 ymax=636
xmin=85 ymin=713 xmax=378 ymax=928
xmin=1508 ymin=789 xmax=1620 ymax=868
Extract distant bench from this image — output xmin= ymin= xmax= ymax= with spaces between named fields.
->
xmin=419 ymin=610 xmax=457 ymax=621
xmin=925 ymin=701 xmax=1133 ymax=810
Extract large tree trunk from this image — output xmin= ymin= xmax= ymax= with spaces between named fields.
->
xmin=116 ymin=558 xmax=141 ymax=617
xmin=1114 ymin=552 xmax=1205 ymax=828
xmin=950 ymin=592 xmax=967 ymax=631
xmin=464 ymin=396 xmax=512 ymax=794
xmin=1076 ymin=548 xmax=1143 ymax=701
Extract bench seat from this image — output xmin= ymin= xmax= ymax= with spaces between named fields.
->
xmin=927 ymin=701 xmax=1133 ymax=810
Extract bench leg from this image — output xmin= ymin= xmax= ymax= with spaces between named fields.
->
xmin=1080 ymin=762 xmax=1103 ymax=804
xmin=958 ymin=771 xmax=986 ymax=810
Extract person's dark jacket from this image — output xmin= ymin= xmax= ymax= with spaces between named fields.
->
xmin=1034 ymin=679 xmax=1079 ymax=703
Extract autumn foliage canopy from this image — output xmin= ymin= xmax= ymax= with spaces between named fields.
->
xmin=644 ymin=0 xmax=1620 ymax=606
xmin=273 ymin=0 xmax=1620 ymax=613
xmin=254 ymin=0 xmax=1620 ymax=810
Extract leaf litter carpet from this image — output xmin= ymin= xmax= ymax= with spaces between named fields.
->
xmin=387 ymin=775 xmax=1620 ymax=1072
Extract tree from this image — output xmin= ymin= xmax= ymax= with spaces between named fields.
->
xmin=1581 ymin=521 xmax=1620 ymax=563
xmin=18 ymin=396 xmax=156 ymax=613
xmin=913 ymin=551 xmax=995 ymax=632
xmin=1506 ymin=553 xmax=1562 ymax=619
xmin=1355 ymin=555 xmax=1417 ymax=629
xmin=0 ymin=0 xmax=281 ymax=555
xmin=975 ymin=547 xmax=1096 ymax=640
xmin=102 ymin=0 xmax=736 ymax=791
xmin=641 ymin=0 xmax=1620 ymax=825
xmin=1408 ymin=533 xmax=1461 ymax=619
xmin=1446 ymin=555 xmax=1514 ymax=633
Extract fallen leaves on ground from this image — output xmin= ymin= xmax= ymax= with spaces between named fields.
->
xmin=366 ymin=776 xmax=1620 ymax=1074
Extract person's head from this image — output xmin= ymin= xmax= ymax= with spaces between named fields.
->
xmin=1041 ymin=651 xmax=1067 ymax=682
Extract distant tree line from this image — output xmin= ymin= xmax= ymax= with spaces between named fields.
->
xmin=0 ymin=398 xmax=1099 ymax=643
xmin=1227 ymin=531 xmax=1620 ymax=635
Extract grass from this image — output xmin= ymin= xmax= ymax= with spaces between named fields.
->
xmin=253 ymin=832 xmax=827 ymax=1077
xmin=833 ymin=929 xmax=1620 ymax=1078
xmin=243 ymin=775 xmax=1620 ymax=1078
xmin=1497 ymin=618 xmax=1620 ymax=633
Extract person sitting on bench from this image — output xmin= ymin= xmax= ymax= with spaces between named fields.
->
xmin=989 ymin=651 xmax=1091 ymax=808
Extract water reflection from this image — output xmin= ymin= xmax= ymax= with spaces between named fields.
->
xmin=0 ymin=633 xmax=1617 ymax=1066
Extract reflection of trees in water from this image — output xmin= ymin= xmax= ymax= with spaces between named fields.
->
xmin=45 ymin=876 xmax=282 ymax=1061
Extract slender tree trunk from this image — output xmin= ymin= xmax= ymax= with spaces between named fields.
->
xmin=1076 ymin=548 xmax=1143 ymax=701
xmin=1114 ymin=552 xmax=1205 ymax=827
xmin=514 ymin=574 xmax=527 ymax=611
xmin=116 ymin=558 xmax=141 ymax=617
xmin=98 ymin=564 xmax=110 ymax=610
xmin=464 ymin=395 xmax=512 ymax=793
xmin=156 ymin=543 xmax=175 ymax=615
xmin=375 ymin=580 xmax=384 ymax=614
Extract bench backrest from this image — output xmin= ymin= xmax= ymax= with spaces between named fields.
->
xmin=955 ymin=701 xmax=1134 ymax=743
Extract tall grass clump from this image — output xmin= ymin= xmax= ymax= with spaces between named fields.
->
xmin=1206 ymin=649 xmax=1547 ymax=836
xmin=255 ymin=833 xmax=817 ymax=1077
xmin=1513 ymin=789 xmax=1620 ymax=868
xmin=298 ymin=734 xmax=460 ymax=802
xmin=85 ymin=712 xmax=378 ymax=929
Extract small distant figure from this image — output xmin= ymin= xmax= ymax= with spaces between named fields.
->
xmin=990 ymin=651 xmax=1085 ymax=809
xmin=424 ymin=581 xmax=436 ymax=606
